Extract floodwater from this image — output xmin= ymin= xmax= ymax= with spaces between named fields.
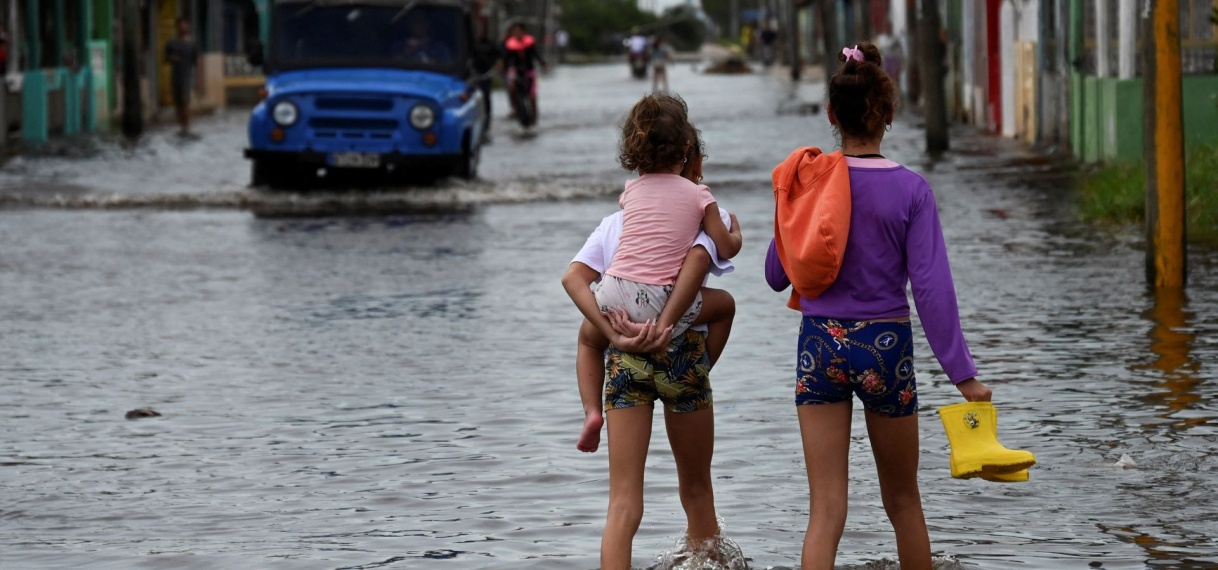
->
xmin=1 ymin=63 xmax=1216 ymax=570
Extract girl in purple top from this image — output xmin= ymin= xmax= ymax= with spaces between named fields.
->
xmin=765 ymin=43 xmax=993 ymax=570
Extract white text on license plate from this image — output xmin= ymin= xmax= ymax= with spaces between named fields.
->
xmin=331 ymin=152 xmax=381 ymax=168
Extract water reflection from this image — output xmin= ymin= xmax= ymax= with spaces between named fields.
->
xmin=1134 ymin=287 xmax=1203 ymax=421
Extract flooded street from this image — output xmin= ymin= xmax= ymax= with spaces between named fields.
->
xmin=1 ymin=63 xmax=1216 ymax=570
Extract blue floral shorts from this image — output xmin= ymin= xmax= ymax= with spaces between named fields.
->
xmin=795 ymin=316 xmax=918 ymax=417
xmin=604 ymin=329 xmax=712 ymax=413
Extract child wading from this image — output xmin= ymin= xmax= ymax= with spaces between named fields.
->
xmin=765 ymin=43 xmax=993 ymax=570
xmin=561 ymin=94 xmax=741 ymax=569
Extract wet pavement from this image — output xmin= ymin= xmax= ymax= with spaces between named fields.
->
xmin=1 ymin=62 xmax=1216 ymax=570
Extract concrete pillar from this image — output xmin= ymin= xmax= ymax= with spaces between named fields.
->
xmin=1094 ymin=0 xmax=1108 ymax=77
xmin=25 ymin=0 xmax=40 ymax=67
xmin=1117 ymin=0 xmax=1135 ymax=78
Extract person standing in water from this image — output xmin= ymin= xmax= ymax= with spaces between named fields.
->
xmin=562 ymin=93 xmax=741 ymax=569
xmin=164 ymin=18 xmax=199 ymax=137
xmin=765 ymin=43 xmax=992 ymax=570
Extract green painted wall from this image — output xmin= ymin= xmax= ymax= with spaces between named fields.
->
xmin=1071 ymin=72 xmax=1083 ymax=157
xmin=1181 ymin=75 xmax=1218 ymax=148
xmin=1072 ymin=74 xmax=1218 ymax=164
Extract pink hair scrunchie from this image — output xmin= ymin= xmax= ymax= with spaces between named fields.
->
xmin=841 ymin=45 xmax=863 ymax=62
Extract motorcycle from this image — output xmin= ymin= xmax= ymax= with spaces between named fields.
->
xmin=508 ymin=69 xmax=536 ymax=128
xmin=629 ymin=50 xmax=649 ymax=79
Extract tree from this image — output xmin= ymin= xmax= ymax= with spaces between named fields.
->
xmin=659 ymin=5 xmax=707 ymax=52
xmin=557 ymin=0 xmax=657 ymax=55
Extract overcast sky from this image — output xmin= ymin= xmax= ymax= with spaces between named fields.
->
xmin=638 ymin=0 xmax=697 ymax=15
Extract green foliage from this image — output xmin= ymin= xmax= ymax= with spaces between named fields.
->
xmin=1078 ymin=161 xmax=1145 ymax=225
xmin=1078 ymin=144 xmax=1218 ymax=243
xmin=556 ymin=0 xmax=656 ymax=55
xmin=699 ymin=0 xmax=731 ymax=38
xmin=658 ymin=6 xmax=706 ymax=52
xmin=1186 ymin=144 xmax=1218 ymax=242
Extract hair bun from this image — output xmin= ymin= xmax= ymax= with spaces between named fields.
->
xmin=837 ymin=42 xmax=883 ymax=68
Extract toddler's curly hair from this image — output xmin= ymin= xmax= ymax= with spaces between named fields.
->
xmin=619 ymin=94 xmax=695 ymax=173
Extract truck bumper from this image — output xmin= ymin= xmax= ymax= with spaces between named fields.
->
xmin=243 ymin=149 xmax=462 ymax=172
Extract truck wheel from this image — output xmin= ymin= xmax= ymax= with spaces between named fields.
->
xmin=251 ymin=158 xmax=289 ymax=189
xmin=455 ymin=136 xmax=479 ymax=180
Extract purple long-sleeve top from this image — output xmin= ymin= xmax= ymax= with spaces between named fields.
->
xmin=765 ymin=157 xmax=977 ymax=384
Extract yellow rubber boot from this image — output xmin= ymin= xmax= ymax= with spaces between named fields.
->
xmin=979 ymin=406 xmax=1030 ymax=482
xmin=981 ymin=469 xmax=1029 ymax=482
xmin=937 ymin=401 xmax=1036 ymax=479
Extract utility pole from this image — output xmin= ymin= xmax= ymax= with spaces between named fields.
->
xmin=1143 ymin=0 xmax=1186 ymax=288
xmin=820 ymin=0 xmax=839 ymax=82
xmin=920 ymin=0 xmax=948 ymax=151
xmin=788 ymin=0 xmax=801 ymax=80
xmin=730 ymin=0 xmax=740 ymax=42
xmin=121 ymin=0 xmax=143 ymax=138
xmin=904 ymin=0 xmax=920 ymax=106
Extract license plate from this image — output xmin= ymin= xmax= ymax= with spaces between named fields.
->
xmin=330 ymin=152 xmax=381 ymax=168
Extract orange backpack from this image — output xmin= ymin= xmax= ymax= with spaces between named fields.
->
xmin=772 ymin=147 xmax=852 ymax=309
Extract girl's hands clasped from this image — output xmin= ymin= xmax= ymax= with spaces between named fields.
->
xmin=605 ymin=307 xmax=671 ymax=354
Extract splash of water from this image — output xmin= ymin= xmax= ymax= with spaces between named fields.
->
xmin=649 ymin=518 xmax=750 ymax=570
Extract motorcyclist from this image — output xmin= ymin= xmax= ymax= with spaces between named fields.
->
xmin=502 ymin=22 xmax=547 ymax=124
xmin=626 ymin=27 xmax=649 ymax=78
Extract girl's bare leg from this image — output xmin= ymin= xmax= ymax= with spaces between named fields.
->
xmin=866 ymin=411 xmax=932 ymax=570
xmin=576 ymin=320 xmax=608 ymax=452
xmin=664 ymin=406 xmax=718 ymax=551
xmin=601 ymin=405 xmax=653 ymax=570
xmin=797 ymin=401 xmax=852 ymax=570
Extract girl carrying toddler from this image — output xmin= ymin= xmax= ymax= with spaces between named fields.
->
xmin=561 ymin=93 xmax=741 ymax=569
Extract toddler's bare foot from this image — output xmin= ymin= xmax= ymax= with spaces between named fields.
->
xmin=577 ymin=413 xmax=604 ymax=452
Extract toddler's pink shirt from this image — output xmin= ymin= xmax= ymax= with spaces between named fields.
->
xmin=605 ymin=173 xmax=717 ymax=285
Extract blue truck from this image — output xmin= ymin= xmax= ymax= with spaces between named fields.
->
xmin=244 ymin=0 xmax=485 ymax=188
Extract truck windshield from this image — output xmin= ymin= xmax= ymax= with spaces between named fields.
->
xmin=272 ymin=5 xmax=467 ymax=74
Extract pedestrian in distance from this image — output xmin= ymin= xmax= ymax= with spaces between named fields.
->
xmin=472 ymin=20 xmax=500 ymax=142
xmin=760 ymin=24 xmax=778 ymax=67
xmin=164 ymin=17 xmax=199 ymax=138
xmin=563 ymin=130 xmax=738 ymax=455
xmin=650 ymin=36 xmax=674 ymax=93
xmin=765 ymin=42 xmax=993 ymax=570
xmin=555 ymin=28 xmax=569 ymax=64
xmin=561 ymin=93 xmax=741 ymax=570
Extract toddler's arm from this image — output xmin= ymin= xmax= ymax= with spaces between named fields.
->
xmin=654 ymin=246 xmax=713 ymax=332
xmin=701 ymin=203 xmax=742 ymax=259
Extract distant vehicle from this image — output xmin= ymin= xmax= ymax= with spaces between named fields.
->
xmin=243 ymin=0 xmax=485 ymax=188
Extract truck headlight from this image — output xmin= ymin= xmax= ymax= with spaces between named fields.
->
xmin=409 ymin=104 xmax=435 ymax=130
xmin=272 ymin=101 xmax=298 ymax=126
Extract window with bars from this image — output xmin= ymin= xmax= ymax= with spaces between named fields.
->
xmin=1079 ymin=0 xmax=1217 ymax=76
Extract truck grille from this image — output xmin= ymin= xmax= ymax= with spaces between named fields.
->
xmin=314 ymin=97 xmax=394 ymax=112
xmin=308 ymin=117 xmax=399 ymax=140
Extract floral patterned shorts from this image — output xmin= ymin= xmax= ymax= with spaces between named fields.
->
xmin=795 ymin=316 xmax=918 ymax=417
xmin=604 ymin=329 xmax=712 ymax=413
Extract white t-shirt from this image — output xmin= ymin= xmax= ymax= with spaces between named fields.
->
xmin=628 ymin=35 xmax=649 ymax=54
xmin=571 ymin=207 xmax=735 ymax=333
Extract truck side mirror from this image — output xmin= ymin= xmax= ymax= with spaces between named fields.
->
xmin=246 ymin=39 xmax=264 ymax=67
